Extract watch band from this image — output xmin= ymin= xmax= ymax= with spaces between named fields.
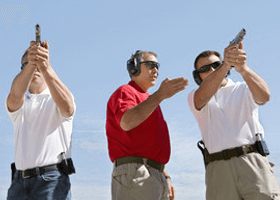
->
xmin=165 ymin=175 xmax=171 ymax=180
xmin=21 ymin=61 xmax=28 ymax=70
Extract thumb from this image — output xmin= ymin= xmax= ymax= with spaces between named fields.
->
xmin=239 ymin=42 xmax=243 ymax=50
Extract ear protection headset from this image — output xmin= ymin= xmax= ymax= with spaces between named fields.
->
xmin=193 ymin=70 xmax=203 ymax=85
xmin=127 ymin=50 xmax=144 ymax=76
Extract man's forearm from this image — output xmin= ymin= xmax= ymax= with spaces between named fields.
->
xmin=194 ymin=65 xmax=229 ymax=110
xmin=240 ymin=66 xmax=270 ymax=105
xmin=40 ymin=66 xmax=75 ymax=117
xmin=120 ymin=90 xmax=163 ymax=131
xmin=7 ymin=67 xmax=36 ymax=112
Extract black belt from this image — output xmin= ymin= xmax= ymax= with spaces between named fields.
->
xmin=114 ymin=156 xmax=164 ymax=173
xmin=205 ymin=143 xmax=258 ymax=163
xmin=17 ymin=164 xmax=60 ymax=179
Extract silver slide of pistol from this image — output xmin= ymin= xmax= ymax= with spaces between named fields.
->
xmin=229 ymin=28 xmax=246 ymax=47
xmin=35 ymin=24 xmax=41 ymax=46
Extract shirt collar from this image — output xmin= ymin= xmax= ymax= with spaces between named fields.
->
xmin=128 ymin=81 xmax=147 ymax=93
xmin=26 ymin=87 xmax=50 ymax=99
xmin=225 ymin=78 xmax=234 ymax=87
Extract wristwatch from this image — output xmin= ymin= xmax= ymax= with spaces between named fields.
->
xmin=165 ymin=175 xmax=171 ymax=180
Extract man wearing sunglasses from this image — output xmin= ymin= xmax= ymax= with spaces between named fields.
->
xmin=106 ymin=50 xmax=188 ymax=200
xmin=188 ymin=43 xmax=280 ymax=200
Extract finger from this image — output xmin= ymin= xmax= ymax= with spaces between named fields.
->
xmin=225 ymin=53 xmax=246 ymax=61
xmin=163 ymin=78 xmax=171 ymax=83
xmin=172 ymin=85 xmax=186 ymax=95
xmin=172 ymin=187 xmax=176 ymax=200
xmin=30 ymin=41 xmax=36 ymax=46
xmin=37 ymin=46 xmax=49 ymax=56
xmin=226 ymin=44 xmax=239 ymax=51
xmin=44 ymin=41 xmax=49 ymax=50
xmin=171 ymin=80 xmax=188 ymax=88
xmin=27 ymin=61 xmax=39 ymax=68
xmin=168 ymin=188 xmax=175 ymax=200
xmin=40 ymin=41 xmax=49 ymax=49
xmin=226 ymin=49 xmax=246 ymax=58
xmin=35 ymin=54 xmax=47 ymax=62
xmin=29 ymin=47 xmax=49 ymax=60
xmin=168 ymin=77 xmax=187 ymax=86
xmin=239 ymin=42 xmax=243 ymax=50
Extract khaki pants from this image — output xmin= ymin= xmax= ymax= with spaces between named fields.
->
xmin=111 ymin=161 xmax=169 ymax=200
xmin=206 ymin=152 xmax=280 ymax=200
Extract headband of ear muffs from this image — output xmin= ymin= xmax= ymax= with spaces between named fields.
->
xmin=127 ymin=50 xmax=143 ymax=76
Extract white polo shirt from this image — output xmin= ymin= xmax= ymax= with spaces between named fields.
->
xmin=6 ymin=88 xmax=75 ymax=170
xmin=188 ymin=79 xmax=264 ymax=154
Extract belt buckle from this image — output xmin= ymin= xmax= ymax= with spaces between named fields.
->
xmin=22 ymin=171 xmax=30 ymax=179
xmin=22 ymin=170 xmax=31 ymax=179
xmin=242 ymin=145 xmax=248 ymax=154
xmin=22 ymin=167 xmax=40 ymax=179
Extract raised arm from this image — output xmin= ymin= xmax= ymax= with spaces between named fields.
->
xmin=28 ymin=41 xmax=75 ymax=117
xmin=225 ymin=42 xmax=270 ymax=105
xmin=193 ymin=47 xmax=234 ymax=110
xmin=120 ymin=77 xmax=188 ymax=131
xmin=7 ymin=49 xmax=37 ymax=112
xmin=194 ymin=63 xmax=230 ymax=110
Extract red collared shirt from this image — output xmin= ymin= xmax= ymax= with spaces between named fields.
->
xmin=106 ymin=81 xmax=170 ymax=164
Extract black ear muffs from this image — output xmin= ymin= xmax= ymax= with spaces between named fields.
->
xmin=127 ymin=50 xmax=142 ymax=76
xmin=127 ymin=57 xmax=140 ymax=76
xmin=193 ymin=70 xmax=202 ymax=85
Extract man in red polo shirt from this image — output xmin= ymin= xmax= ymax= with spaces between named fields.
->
xmin=106 ymin=50 xmax=188 ymax=200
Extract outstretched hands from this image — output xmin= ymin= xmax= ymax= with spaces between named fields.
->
xmin=224 ymin=42 xmax=248 ymax=73
xmin=27 ymin=41 xmax=51 ymax=71
xmin=157 ymin=77 xmax=188 ymax=101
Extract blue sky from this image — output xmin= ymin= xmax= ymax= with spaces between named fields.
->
xmin=0 ymin=0 xmax=280 ymax=199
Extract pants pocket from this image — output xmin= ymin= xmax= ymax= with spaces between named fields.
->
xmin=112 ymin=163 xmax=140 ymax=188
xmin=41 ymin=170 xmax=62 ymax=182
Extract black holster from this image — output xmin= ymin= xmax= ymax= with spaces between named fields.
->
xmin=11 ymin=162 xmax=16 ymax=182
xmin=59 ymin=158 xmax=76 ymax=175
xmin=255 ymin=140 xmax=270 ymax=156
xmin=197 ymin=140 xmax=210 ymax=168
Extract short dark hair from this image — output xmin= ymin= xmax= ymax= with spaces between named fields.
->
xmin=194 ymin=50 xmax=221 ymax=70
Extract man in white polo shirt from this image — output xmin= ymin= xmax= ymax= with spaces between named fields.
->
xmin=6 ymin=41 xmax=76 ymax=200
xmin=188 ymin=43 xmax=280 ymax=200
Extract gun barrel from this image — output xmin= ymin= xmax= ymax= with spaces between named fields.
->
xmin=229 ymin=28 xmax=246 ymax=46
xmin=35 ymin=24 xmax=41 ymax=46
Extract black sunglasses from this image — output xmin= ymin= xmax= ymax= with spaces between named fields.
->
xmin=197 ymin=61 xmax=222 ymax=73
xmin=140 ymin=61 xmax=160 ymax=69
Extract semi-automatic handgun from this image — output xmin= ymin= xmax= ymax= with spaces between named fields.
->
xmin=229 ymin=28 xmax=246 ymax=47
xmin=35 ymin=24 xmax=41 ymax=46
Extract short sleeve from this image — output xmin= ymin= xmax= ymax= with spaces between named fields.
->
xmin=187 ymin=89 xmax=206 ymax=119
xmin=60 ymin=92 xmax=76 ymax=122
xmin=110 ymin=87 xmax=137 ymax=124
xmin=244 ymin=83 xmax=259 ymax=107
xmin=5 ymin=95 xmax=22 ymax=123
